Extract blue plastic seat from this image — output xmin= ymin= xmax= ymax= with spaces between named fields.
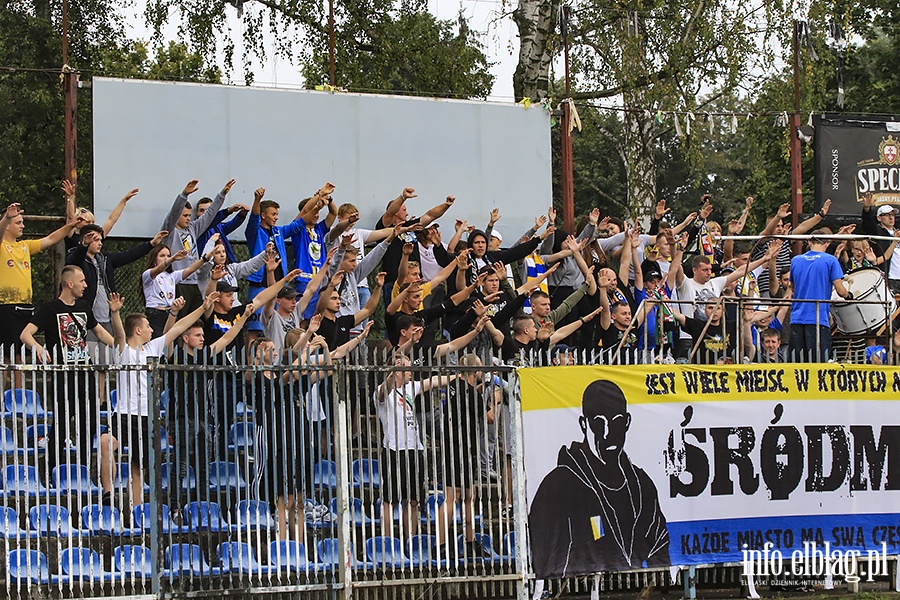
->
xmin=207 ymin=461 xmax=247 ymax=492
xmin=160 ymin=462 xmax=196 ymax=493
xmin=352 ymin=458 xmax=381 ymax=489
xmin=52 ymin=464 xmax=100 ymax=495
xmin=3 ymin=389 xmax=50 ymax=418
xmin=313 ymin=460 xmax=337 ymax=489
xmin=233 ymin=500 xmax=275 ymax=532
xmin=29 ymin=505 xmax=75 ymax=537
xmin=132 ymin=503 xmax=183 ymax=535
xmin=365 ymin=536 xmax=412 ymax=569
xmin=81 ymin=504 xmax=134 ymax=537
xmin=228 ymin=421 xmax=255 ymax=453
xmin=218 ymin=542 xmax=279 ymax=575
xmin=164 ymin=544 xmax=226 ymax=577
xmin=60 ymin=547 xmax=114 ymax=582
xmin=317 ymin=538 xmax=372 ymax=570
xmin=8 ymin=549 xmax=68 ymax=584
xmin=113 ymin=545 xmax=152 ymax=579
xmin=2 ymin=465 xmax=51 ymax=497
xmin=269 ymin=540 xmax=316 ymax=572
xmin=100 ymin=389 xmax=117 ymax=420
xmin=503 ymin=531 xmax=516 ymax=564
xmin=407 ymin=534 xmax=444 ymax=567
xmin=24 ymin=424 xmax=49 ymax=454
xmin=0 ymin=426 xmax=23 ymax=454
xmin=457 ymin=533 xmax=503 ymax=564
xmin=420 ymin=493 xmax=481 ymax=526
xmin=330 ymin=497 xmax=374 ymax=526
xmin=186 ymin=501 xmax=230 ymax=532
xmin=0 ymin=506 xmax=30 ymax=539
xmin=160 ymin=389 xmax=169 ymax=416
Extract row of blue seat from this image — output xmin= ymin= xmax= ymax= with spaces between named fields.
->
xmin=0 ymin=389 xmax=257 ymax=421
xmin=0 ymin=492 xmax=485 ymax=539
xmin=0 ymin=456 xmax=381 ymax=497
xmin=8 ymin=533 xmax=517 ymax=584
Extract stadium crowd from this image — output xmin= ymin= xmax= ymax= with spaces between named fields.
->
xmin=0 ymin=180 xmax=897 ymax=563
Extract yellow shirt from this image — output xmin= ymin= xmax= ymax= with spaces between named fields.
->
xmin=0 ymin=239 xmax=42 ymax=304
xmin=391 ymin=281 xmax=432 ymax=301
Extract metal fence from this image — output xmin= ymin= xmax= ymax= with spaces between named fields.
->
xmin=1 ymin=289 xmax=897 ymax=599
xmin=0 ymin=351 xmax=532 ymax=599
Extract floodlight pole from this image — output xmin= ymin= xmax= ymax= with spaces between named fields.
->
xmin=62 ymin=0 xmax=77 ymax=186
xmin=790 ymin=19 xmax=803 ymax=253
xmin=560 ymin=5 xmax=575 ymax=233
xmin=328 ymin=0 xmax=336 ymax=86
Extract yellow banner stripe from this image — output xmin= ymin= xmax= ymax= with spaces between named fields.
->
xmin=519 ymin=364 xmax=900 ymax=411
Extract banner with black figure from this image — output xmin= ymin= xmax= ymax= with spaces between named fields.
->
xmin=520 ymin=365 xmax=900 ymax=579
xmin=814 ymin=115 xmax=900 ymax=215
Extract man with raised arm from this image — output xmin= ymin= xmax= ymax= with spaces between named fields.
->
xmin=160 ymin=179 xmax=235 ymax=315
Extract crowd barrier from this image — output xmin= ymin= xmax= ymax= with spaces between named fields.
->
xmin=1 ymin=290 xmax=898 ymax=599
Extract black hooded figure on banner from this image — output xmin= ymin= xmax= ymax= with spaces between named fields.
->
xmin=529 ymin=380 xmax=670 ymax=578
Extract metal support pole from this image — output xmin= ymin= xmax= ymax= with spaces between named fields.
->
xmin=333 ymin=362 xmax=353 ymax=600
xmin=560 ymin=5 xmax=575 ymax=234
xmin=509 ymin=371 xmax=531 ymax=600
xmin=148 ymin=358 xmax=164 ymax=597
xmin=683 ymin=565 xmax=696 ymax=599
xmin=790 ymin=19 xmax=803 ymax=256
xmin=328 ymin=0 xmax=336 ymax=86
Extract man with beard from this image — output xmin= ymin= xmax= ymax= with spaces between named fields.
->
xmin=529 ymin=380 xmax=670 ymax=578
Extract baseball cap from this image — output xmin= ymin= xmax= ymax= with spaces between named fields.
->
xmin=490 ymin=230 xmax=503 ymax=243
xmin=877 ymin=205 xmax=897 ymax=217
xmin=216 ymin=281 xmax=238 ymax=293
xmin=277 ymin=286 xmax=298 ymax=299
xmin=643 ymin=268 xmax=663 ymax=281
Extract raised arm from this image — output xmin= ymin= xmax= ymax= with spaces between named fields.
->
xmin=380 ymin=187 xmax=417 ymax=226
xmin=163 ymin=293 xmax=219 ymax=347
xmin=163 ymin=180 xmax=198 ymax=232
xmin=39 ymin=216 xmax=82 ymax=251
xmin=353 ymin=273 xmax=385 ymax=325
xmin=793 ymin=199 xmax=831 ymax=235
xmin=109 ymin=293 xmax=127 ymax=351
xmin=332 ymin=321 xmax=373 ymax=359
xmin=251 ymin=269 xmax=303 ymax=315
xmin=550 ymin=306 xmax=602 ymax=345
xmin=434 ymin=315 xmax=489 ymax=358
xmin=448 ymin=219 xmax=469 ymax=253
xmin=418 ymin=196 xmax=455 ymax=227
xmin=101 ymin=188 xmax=139 ymax=237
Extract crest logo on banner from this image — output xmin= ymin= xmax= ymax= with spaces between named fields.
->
xmin=880 ymin=136 xmax=898 ymax=165
xmin=519 ymin=365 xmax=900 ymax=580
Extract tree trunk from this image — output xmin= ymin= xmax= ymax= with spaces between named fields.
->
xmin=512 ymin=0 xmax=560 ymax=102
xmin=621 ymin=91 xmax=658 ymax=226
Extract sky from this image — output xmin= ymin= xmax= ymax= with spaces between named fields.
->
xmin=119 ymin=0 xmax=523 ymax=102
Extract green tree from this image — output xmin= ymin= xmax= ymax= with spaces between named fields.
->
xmin=302 ymin=10 xmax=493 ymax=98
xmin=145 ymin=0 xmax=493 ymax=98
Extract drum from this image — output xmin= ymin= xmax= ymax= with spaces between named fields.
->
xmin=831 ymin=267 xmax=895 ymax=335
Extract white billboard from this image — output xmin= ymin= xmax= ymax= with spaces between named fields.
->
xmin=92 ymin=77 xmax=552 ymax=241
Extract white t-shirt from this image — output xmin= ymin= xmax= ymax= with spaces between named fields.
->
xmin=306 ymin=382 xmax=327 ymax=423
xmin=115 ymin=336 xmax=167 ymax=416
xmin=375 ymin=381 xmax=424 ymax=451
xmin=141 ymin=269 xmax=186 ymax=309
xmin=261 ymin=305 xmax=305 ymax=361
xmin=417 ymin=242 xmax=441 ymax=282
xmin=677 ymin=275 xmax=727 ymax=320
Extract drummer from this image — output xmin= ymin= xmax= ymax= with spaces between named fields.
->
xmin=788 ymin=229 xmax=853 ymax=362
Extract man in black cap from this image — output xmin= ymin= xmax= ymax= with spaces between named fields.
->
xmin=529 ymin=380 xmax=670 ymax=578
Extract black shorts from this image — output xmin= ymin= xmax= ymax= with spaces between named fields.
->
xmin=380 ymin=448 xmax=425 ymax=504
xmin=439 ymin=440 xmax=478 ymax=490
xmin=0 ymin=303 xmax=33 ymax=356
xmin=110 ymin=414 xmax=151 ymax=468
xmin=254 ymin=405 xmax=310 ymax=502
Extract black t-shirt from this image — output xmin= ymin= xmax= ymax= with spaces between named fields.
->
xmin=500 ymin=336 xmax=550 ymax=365
xmin=317 ymin=314 xmax=355 ymax=351
xmin=443 ymin=380 xmax=486 ymax=450
xmin=164 ymin=347 xmax=209 ymax=420
xmin=595 ymin=322 xmax=640 ymax=363
xmin=376 ymin=216 xmax=419 ymax=285
xmin=29 ymin=298 xmax=97 ymax=364
xmin=681 ymin=317 xmax=738 ymax=364
xmin=204 ymin=307 xmax=245 ymax=353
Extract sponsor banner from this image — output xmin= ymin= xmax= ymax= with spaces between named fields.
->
xmin=520 ymin=364 xmax=900 ymax=578
xmin=814 ymin=115 xmax=900 ymax=215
